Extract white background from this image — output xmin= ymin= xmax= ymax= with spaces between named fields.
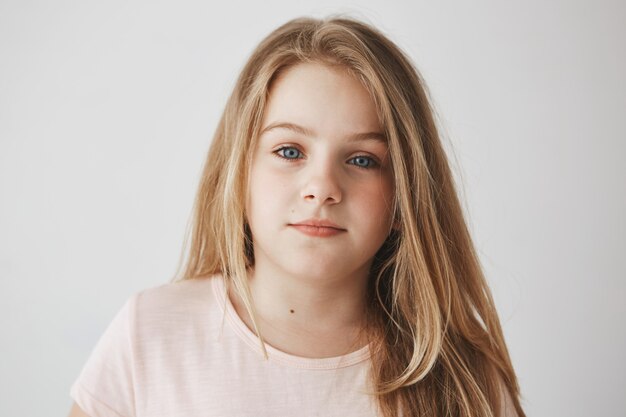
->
xmin=1 ymin=1 xmax=624 ymax=416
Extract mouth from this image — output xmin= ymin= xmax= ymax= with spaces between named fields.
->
xmin=288 ymin=217 xmax=346 ymax=237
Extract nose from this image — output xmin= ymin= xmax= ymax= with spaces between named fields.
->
xmin=300 ymin=159 xmax=342 ymax=205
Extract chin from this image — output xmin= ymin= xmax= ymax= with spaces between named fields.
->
xmin=286 ymin=259 xmax=360 ymax=281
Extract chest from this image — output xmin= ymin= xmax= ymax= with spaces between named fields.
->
xmin=132 ymin=337 xmax=380 ymax=417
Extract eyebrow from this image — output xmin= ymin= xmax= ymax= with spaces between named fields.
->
xmin=260 ymin=122 xmax=387 ymax=143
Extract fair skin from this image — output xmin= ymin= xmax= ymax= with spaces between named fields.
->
xmin=66 ymin=62 xmax=520 ymax=417
xmin=67 ymin=61 xmax=394 ymax=416
xmin=230 ymin=61 xmax=395 ymax=358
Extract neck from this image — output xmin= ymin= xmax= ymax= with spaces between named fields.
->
xmin=228 ymin=260 xmax=371 ymax=358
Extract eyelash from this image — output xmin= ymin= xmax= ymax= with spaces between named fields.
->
xmin=273 ymin=145 xmax=380 ymax=170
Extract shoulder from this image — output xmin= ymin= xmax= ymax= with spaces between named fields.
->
xmin=69 ymin=274 xmax=228 ymax=417
xmin=127 ymin=274 xmax=226 ymax=339
xmin=134 ymin=274 xmax=220 ymax=311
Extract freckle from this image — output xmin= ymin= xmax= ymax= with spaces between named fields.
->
xmin=290 ymin=309 xmax=295 ymax=314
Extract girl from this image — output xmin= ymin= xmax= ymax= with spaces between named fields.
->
xmin=68 ymin=15 xmax=525 ymax=417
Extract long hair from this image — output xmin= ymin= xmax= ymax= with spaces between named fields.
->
xmin=172 ymin=15 xmax=525 ymax=417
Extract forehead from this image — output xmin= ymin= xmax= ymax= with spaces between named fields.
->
xmin=260 ymin=62 xmax=385 ymax=141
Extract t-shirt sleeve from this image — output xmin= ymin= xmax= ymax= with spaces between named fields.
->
xmin=70 ymin=295 xmax=138 ymax=417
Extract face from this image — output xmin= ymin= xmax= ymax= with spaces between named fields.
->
xmin=246 ymin=62 xmax=395 ymax=284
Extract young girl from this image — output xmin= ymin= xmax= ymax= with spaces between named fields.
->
xmin=68 ymin=15 xmax=525 ymax=417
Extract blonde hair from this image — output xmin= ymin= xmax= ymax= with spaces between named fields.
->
xmin=173 ymin=15 xmax=525 ymax=417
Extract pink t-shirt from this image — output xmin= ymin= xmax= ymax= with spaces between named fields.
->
xmin=70 ymin=274 xmax=379 ymax=417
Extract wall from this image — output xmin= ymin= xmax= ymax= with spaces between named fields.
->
xmin=1 ymin=1 xmax=624 ymax=415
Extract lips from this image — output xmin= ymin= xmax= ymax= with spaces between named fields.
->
xmin=288 ymin=218 xmax=346 ymax=237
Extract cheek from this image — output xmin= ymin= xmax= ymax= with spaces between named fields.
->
xmin=361 ymin=175 xmax=394 ymax=212
xmin=247 ymin=162 xmax=292 ymax=221
xmin=355 ymin=176 xmax=395 ymax=233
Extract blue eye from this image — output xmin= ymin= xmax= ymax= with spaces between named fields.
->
xmin=276 ymin=146 xmax=302 ymax=160
xmin=349 ymin=155 xmax=378 ymax=169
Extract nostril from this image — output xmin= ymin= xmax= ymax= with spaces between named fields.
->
xmin=301 ymin=182 xmax=342 ymax=204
